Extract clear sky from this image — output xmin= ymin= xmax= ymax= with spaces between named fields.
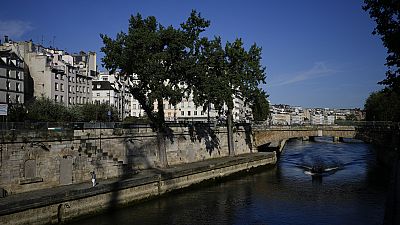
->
xmin=0 ymin=0 xmax=387 ymax=108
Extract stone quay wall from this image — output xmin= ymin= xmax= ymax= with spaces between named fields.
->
xmin=0 ymin=153 xmax=276 ymax=225
xmin=0 ymin=124 xmax=254 ymax=195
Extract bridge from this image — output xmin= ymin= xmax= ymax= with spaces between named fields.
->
xmin=252 ymin=122 xmax=400 ymax=154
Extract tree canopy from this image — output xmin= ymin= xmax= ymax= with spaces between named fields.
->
xmin=101 ymin=10 xmax=210 ymax=130
xmin=363 ymin=1 xmax=400 ymax=122
xmin=100 ymin=10 xmax=269 ymax=159
xmin=363 ymin=0 xmax=400 ymax=92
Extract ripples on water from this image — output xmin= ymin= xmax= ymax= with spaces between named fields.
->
xmin=72 ymin=137 xmax=389 ymax=225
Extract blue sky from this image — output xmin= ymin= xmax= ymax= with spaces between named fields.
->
xmin=0 ymin=0 xmax=387 ymax=108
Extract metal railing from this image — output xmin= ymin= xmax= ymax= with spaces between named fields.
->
xmin=0 ymin=120 xmax=398 ymax=131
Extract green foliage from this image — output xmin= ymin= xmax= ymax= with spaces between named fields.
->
xmin=26 ymin=98 xmax=70 ymax=122
xmin=192 ymin=37 xmax=267 ymax=117
xmin=8 ymin=98 xmax=119 ymax=122
xmin=363 ymin=0 xmax=400 ymax=92
xmin=100 ymin=10 xmax=209 ymax=130
xmin=123 ymin=116 xmax=150 ymax=124
xmin=250 ymin=89 xmax=270 ymax=121
xmin=8 ymin=103 xmax=28 ymax=122
xmin=71 ymin=103 xmax=119 ymax=122
xmin=364 ymin=90 xmax=400 ymax=121
xmin=345 ymin=114 xmax=358 ymax=121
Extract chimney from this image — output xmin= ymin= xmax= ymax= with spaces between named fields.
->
xmin=4 ymin=35 xmax=9 ymax=43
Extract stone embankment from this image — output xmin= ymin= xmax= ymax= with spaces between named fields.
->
xmin=0 ymin=152 xmax=276 ymax=225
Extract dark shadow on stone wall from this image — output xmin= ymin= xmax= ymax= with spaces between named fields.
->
xmin=242 ymin=124 xmax=253 ymax=152
xmin=189 ymin=123 xmax=220 ymax=156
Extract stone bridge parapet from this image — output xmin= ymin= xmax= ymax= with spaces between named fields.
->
xmin=253 ymin=125 xmax=357 ymax=147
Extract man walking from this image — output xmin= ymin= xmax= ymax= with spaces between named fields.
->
xmin=90 ymin=171 xmax=96 ymax=187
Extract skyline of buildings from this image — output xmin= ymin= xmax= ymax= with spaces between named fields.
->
xmin=1 ymin=36 xmax=365 ymax=123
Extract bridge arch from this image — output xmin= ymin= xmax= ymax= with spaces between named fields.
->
xmin=253 ymin=126 xmax=357 ymax=149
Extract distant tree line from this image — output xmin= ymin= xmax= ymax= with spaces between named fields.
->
xmin=363 ymin=0 xmax=400 ymax=121
xmin=8 ymin=98 xmax=119 ymax=122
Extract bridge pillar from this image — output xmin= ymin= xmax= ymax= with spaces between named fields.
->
xmin=309 ymin=136 xmax=316 ymax=142
xmin=333 ymin=136 xmax=339 ymax=142
xmin=333 ymin=137 xmax=345 ymax=142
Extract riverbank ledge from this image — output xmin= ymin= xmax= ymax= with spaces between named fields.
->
xmin=0 ymin=152 xmax=276 ymax=225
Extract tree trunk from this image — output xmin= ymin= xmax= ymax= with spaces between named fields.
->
xmin=156 ymin=98 xmax=168 ymax=167
xmin=227 ymin=107 xmax=235 ymax=156
xmin=156 ymin=131 xmax=168 ymax=167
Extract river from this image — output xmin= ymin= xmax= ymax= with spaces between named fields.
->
xmin=72 ymin=137 xmax=389 ymax=225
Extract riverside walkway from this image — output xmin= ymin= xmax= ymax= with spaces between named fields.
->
xmin=0 ymin=152 xmax=276 ymax=225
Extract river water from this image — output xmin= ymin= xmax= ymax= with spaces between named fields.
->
xmin=73 ymin=137 xmax=389 ymax=225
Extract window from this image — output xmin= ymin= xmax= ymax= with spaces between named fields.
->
xmin=6 ymin=70 xmax=10 ymax=78
xmin=55 ymin=74 xmax=59 ymax=79
xmin=60 ymin=84 xmax=64 ymax=91
xmin=6 ymin=94 xmax=10 ymax=103
xmin=87 ymin=87 xmax=89 ymax=93
xmin=6 ymin=81 xmax=10 ymax=90
xmin=60 ymin=96 xmax=64 ymax=102
xmin=69 ymin=97 xmax=72 ymax=104
xmin=55 ymin=83 xmax=59 ymax=91
xmin=96 ymin=93 xmax=100 ymax=97
xmin=201 ymin=111 xmax=204 ymax=116
xmin=16 ymin=95 xmax=20 ymax=103
xmin=194 ymin=111 xmax=197 ymax=116
xmin=16 ymin=71 xmax=20 ymax=79
xmin=97 ymin=84 xmax=101 ymax=89
xmin=107 ymin=92 xmax=110 ymax=97
xmin=181 ymin=111 xmax=184 ymax=116
xmin=55 ymin=95 xmax=58 ymax=102
xmin=16 ymin=83 xmax=20 ymax=92
xmin=188 ymin=111 xmax=191 ymax=116
xmin=133 ymin=104 xmax=136 ymax=109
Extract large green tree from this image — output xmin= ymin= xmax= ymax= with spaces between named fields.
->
xmin=364 ymin=90 xmax=400 ymax=121
xmin=192 ymin=37 xmax=266 ymax=155
xmin=363 ymin=0 xmax=400 ymax=91
xmin=250 ymin=89 xmax=270 ymax=121
xmin=100 ymin=11 xmax=209 ymax=166
xmin=363 ymin=1 xmax=400 ymax=122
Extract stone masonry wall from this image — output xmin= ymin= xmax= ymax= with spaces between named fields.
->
xmin=0 ymin=125 xmax=253 ymax=195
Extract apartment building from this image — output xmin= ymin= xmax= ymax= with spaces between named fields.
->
xmin=0 ymin=47 xmax=24 ymax=104
xmin=3 ymin=41 xmax=95 ymax=106
xmin=95 ymin=71 xmax=133 ymax=119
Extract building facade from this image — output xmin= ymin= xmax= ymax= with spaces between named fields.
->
xmin=2 ymin=41 xmax=95 ymax=106
xmin=0 ymin=49 xmax=24 ymax=104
